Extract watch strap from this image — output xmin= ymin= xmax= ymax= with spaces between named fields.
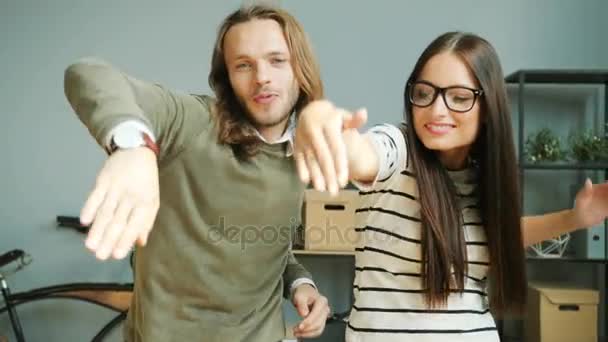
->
xmin=108 ymin=132 xmax=159 ymax=157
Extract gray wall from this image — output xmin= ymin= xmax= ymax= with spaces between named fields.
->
xmin=1 ymin=0 xmax=607 ymax=341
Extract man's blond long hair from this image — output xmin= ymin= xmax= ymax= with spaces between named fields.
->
xmin=208 ymin=5 xmax=324 ymax=159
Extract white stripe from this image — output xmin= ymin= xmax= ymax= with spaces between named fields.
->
xmin=345 ymin=325 xmax=499 ymax=342
xmin=348 ymin=310 xmax=497 ymax=334
xmin=353 ymin=281 xmax=489 ymax=311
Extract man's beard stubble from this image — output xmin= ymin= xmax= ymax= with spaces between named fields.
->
xmin=237 ymin=87 xmax=300 ymax=129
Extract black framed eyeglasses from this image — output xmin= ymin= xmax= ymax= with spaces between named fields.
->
xmin=408 ymin=80 xmax=483 ymax=113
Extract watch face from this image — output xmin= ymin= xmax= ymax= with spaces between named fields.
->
xmin=114 ymin=127 xmax=144 ymax=149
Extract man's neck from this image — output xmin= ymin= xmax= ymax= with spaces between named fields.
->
xmin=257 ymin=116 xmax=291 ymax=143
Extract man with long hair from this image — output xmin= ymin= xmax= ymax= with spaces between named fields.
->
xmin=64 ymin=5 xmax=329 ymax=342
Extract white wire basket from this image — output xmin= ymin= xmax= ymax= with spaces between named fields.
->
xmin=529 ymin=233 xmax=571 ymax=258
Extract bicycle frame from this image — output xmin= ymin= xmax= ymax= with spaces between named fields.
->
xmin=1 ymin=274 xmax=25 ymax=342
xmin=2 ymin=216 xmax=351 ymax=341
xmin=1 ymin=281 xmax=132 ymax=342
xmin=0 ymin=219 xmax=134 ymax=341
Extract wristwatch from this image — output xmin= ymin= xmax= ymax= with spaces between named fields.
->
xmin=107 ymin=125 xmax=160 ymax=157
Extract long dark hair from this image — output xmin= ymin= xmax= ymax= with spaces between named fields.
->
xmin=403 ymin=32 xmax=526 ymax=314
xmin=208 ymin=5 xmax=323 ymax=159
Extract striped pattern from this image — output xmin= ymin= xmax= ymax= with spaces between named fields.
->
xmin=346 ymin=124 xmax=498 ymax=342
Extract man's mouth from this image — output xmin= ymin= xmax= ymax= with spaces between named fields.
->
xmin=253 ymin=92 xmax=277 ymax=104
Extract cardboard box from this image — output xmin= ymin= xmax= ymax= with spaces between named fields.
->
xmin=525 ymin=284 xmax=599 ymax=342
xmin=303 ymin=189 xmax=359 ymax=251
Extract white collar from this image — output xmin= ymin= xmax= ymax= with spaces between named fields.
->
xmin=254 ymin=114 xmax=295 ymax=156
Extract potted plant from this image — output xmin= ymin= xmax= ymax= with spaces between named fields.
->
xmin=568 ymin=126 xmax=608 ymax=162
xmin=524 ymin=128 xmax=567 ymax=163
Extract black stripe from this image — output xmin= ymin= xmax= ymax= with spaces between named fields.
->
xmin=355 ymin=207 xmax=421 ymax=222
xmin=356 ymin=246 xmax=489 ymax=266
xmin=466 ymin=241 xmax=487 ymax=246
xmin=400 ymin=169 xmax=416 ymax=177
xmin=355 ymin=266 xmax=421 ymax=278
xmin=458 ymin=193 xmax=477 ymax=198
xmin=355 ymin=225 xmax=485 ymax=247
xmin=377 ymin=131 xmax=397 ymax=151
xmin=356 ymin=246 xmax=421 ymax=264
xmin=467 ymin=241 xmax=488 ymax=246
xmin=468 ymin=260 xmax=490 ymax=266
xmin=375 ymin=130 xmax=399 ymax=184
xmin=378 ymin=175 xmax=392 ymax=183
xmin=353 ymin=285 xmax=488 ymax=297
xmin=462 ymin=204 xmax=479 ymax=210
xmin=354 ymin=285 xmax=423 ymax=293
xmin=359 ymin=189 xmax=417 ymax=201
xmin=355 ymin=226 xmax=421 ymax=244
xmin=464 ymin=222 xmax=484 ymax=226
xmin=347 ymin=323 xmax=497 ymax=334
xmin=466 ymin=274 xmax=486 ymax=283
xmin=352 ymin=305 xmax=491 ymax=315
xmin=355 ymin=266 xmax=485 ymax=283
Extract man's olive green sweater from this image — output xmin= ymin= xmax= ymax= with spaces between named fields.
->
xmin=64 ymin=58 xmax=312 ymax=342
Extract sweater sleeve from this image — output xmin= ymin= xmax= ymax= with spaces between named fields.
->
xmin=282 ymin=249 xmax=314 ymax=299
xmin=64 ymin=57 xmax=214 ymax=164
xmin=352 ymin=123 xmax=408 ymax=190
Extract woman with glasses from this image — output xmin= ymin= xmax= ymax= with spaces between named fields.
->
xmin=293 ymin=32 xmax=608 ymax=342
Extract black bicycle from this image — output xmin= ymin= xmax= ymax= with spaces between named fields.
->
xmin=0 ymin=216 xmax=133 ymax=342
xmin=1 ymin=216 xmax=348 ymax=341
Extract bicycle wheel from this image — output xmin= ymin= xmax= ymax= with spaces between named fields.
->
xmin=91 ymin=311 xmax=127 ymax=342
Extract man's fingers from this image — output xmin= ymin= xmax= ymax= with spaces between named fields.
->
xmin=305 ymin=149 xmax=326 ymax=192
xmin=112 ymin=205 xmax=148 ymax=259
xmin=136 ymin=201 xmax=159 ymax=246
xmin=295 ymin=150 xmax=311 ymax=184
xmin=297 ymin=313 xmax=326 ymax=335
xmin=82 ymin=149 xmax=160 ymax=257
xmin=295 ymin=297 xmax=329 ymax=338
xmin=295 ymin=101 xmax=364 ymax=193
xmin=80 ymin=183 xmax=107 ymax=225
xmin=295 ymin=326 xmax=324 ymax=339
xmin=294 ymin=132 xmax=313 ymax=185
xmin=86 ymin=189 xmax=119 ymax=250
xmin=293 ymin=296 xmax=310 ymax=317
xmin=95 ymin=198 xmax=132 ymax=260
xmin=297 ymin=296 xmax=328 ymax=330
xmin=307 ymin=126 xmax=338 ymax=194
xmin=343 ymin=108 xmax=368 ymax=130
xmin=324 ymin=110 xmax=349 ymax=188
